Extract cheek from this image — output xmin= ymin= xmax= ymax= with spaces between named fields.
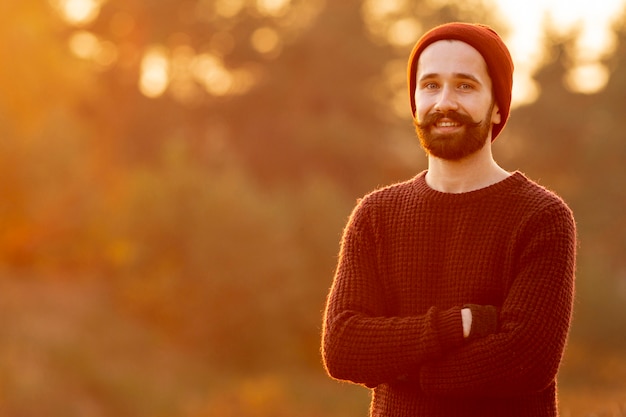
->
xmin=413 ymin=89 xmax=431 ymax=118
xmin=415 ymin=105 xmax=423 ymax=121
xmin=414 ymin=96 xmax=430 ymax=121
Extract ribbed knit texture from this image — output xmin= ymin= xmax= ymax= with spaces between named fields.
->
xmin=322 ymin=171 xmax=576 ymax=417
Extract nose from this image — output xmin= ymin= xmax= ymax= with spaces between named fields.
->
xmin=433 ymin=85 xmax=458 ymax=113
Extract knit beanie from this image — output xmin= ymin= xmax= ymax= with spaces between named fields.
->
xmin=407 ymin=22 xmax=514 ymax=140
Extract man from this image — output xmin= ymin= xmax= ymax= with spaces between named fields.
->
xmin=321 ymin=22 xmax=576 ymax=416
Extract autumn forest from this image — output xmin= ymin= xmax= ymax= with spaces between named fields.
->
xmin=1 ymin=0 xmax=626 ymax=416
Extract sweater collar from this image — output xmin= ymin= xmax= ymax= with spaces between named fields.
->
xmin=413 ymin=170 xmax=526 ymax=203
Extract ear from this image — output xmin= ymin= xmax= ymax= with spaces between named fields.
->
xmin=491 ymin=103 xmax=502 ymax=125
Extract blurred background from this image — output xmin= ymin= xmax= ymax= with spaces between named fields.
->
xmin=1 ymin=0 xmax=625 ymax=416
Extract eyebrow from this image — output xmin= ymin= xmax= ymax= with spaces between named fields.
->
xmin=419 ymin=72 xmax=483 ymax=85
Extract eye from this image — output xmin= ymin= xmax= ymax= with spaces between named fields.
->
xmin=459 ymin=83 xmax=474 ymax=90
xmin=422 ymin=82 xmax=439 ymax=90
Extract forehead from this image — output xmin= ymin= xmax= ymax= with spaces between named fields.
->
xmin=417 ymin=40 xmax=490 ymax=82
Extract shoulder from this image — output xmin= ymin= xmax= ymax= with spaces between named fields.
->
xmin=513 ymin=173 xmax=572 ymax=211
xmin=345 ymin=173 xmax=425 ymax=231
xmin=358 ymin=172 xmax=426 ymax=208
xmin=511 ymin=172 xmax=576 ymax=232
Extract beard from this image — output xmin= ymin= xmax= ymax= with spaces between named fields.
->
xmin=414 ymin=105 xmax=494 ymax=161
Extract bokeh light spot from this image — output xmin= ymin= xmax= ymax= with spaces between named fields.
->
xmin=192 ymin=53 xmax=234 ymax=96
xmin=69 ymin=30 xmax=100 ymax=59
xmin=214 ymin=0 xmax=245 ymax=18
xmin=387 ymin=18 xmax=421 ymax=47
xmin=362 ymin=0 xmax=406 ymax=19
xmin=256 ymin=0 xmax=291 ymax=17
xmin=251 ymin=27 xmax=281 ymax=57
xmin=565 ymin=63 xmax=610 ymax=94
xmin=54 ymin=0 xmax=102 ymax=25
xmin=68 ymin=30 xmax=118 ymax=67
xmin=139 ymin=46 xmax=170 ymax=98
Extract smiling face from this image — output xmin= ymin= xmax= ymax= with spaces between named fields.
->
xmin=414 ymin=40 xmax=501 ymax=160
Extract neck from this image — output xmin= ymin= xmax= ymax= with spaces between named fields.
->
xmin=425 ymin=141 xmax=511 ymax=193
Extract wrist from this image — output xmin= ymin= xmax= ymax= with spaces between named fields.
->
xmin=463 ymin=304 xmax=498 ymax=340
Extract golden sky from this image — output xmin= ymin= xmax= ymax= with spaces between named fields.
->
xmin=496 ymin=0 xmax=625 ymax=103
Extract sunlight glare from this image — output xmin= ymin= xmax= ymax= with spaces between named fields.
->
xmin=56 ymin=0 xmax=102 ymax=25
xmin=256 ymin=0 xmax=291 ymax=17
xmin=496 ymin=0 xmax=625 ymax=100
xmin=576 ymin=28 xmax=618 ymax=61
xmin=565 ymin=63 xmax=610 ymax=94
xmin=139 ymin=47 xmax=170 ymax=98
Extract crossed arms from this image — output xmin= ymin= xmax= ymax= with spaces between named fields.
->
xmin=322 ymin=201 xmax=576 ymax=395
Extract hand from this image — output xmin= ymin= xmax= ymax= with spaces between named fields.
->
xmin=463 ymin=304 xmax=499 ymax=340
xmin=461 ymin=308 xmax=472 ymax=338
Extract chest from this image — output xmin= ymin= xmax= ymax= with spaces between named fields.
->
xmin=376 ymin=209 xmax=520 ymax=313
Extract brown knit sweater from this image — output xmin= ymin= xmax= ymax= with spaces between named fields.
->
xmin=322 ymin=171 xmax=576 ymax=417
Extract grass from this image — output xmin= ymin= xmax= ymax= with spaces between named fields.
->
xmin=0 ymin=276 xmax=623 ymax=417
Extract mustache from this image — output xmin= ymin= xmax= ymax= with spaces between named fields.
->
xmin=415 ymin=111 xmax=482 ymax=129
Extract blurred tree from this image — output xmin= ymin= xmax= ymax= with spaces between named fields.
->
xmin=501 ymin=19 xmax=626 ymax=351
xmin=9 ymin=0 xmax=624 ymax=377
xmin=3 ymin=1 xmax=626 ymax=414
xmin=0 ymin=1 xmax=105 ymax=269
xmin=65 ymin=0 xmax=503 ymax=370
xmin=501 ymin=29 xmax=588 ymax=186
xmin=572 ymin=18 xmax=626 ymax=349
xmin=68 ymin=0 xmax=503 ymax=192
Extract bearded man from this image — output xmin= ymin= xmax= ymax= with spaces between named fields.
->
xmin=322 ymin=22 xmax=577 ymax=417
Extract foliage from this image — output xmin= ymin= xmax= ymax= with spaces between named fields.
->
xmin=1 ymin=0 xmax=626 ymax=416
xmin=501 ymin=25 xmax=626 ymax=351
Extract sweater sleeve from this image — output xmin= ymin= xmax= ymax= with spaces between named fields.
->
xmin=322 ymin=198 xmax=465 ymax=387
xmin=418 ymin=201 xmax=577 ymax=396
